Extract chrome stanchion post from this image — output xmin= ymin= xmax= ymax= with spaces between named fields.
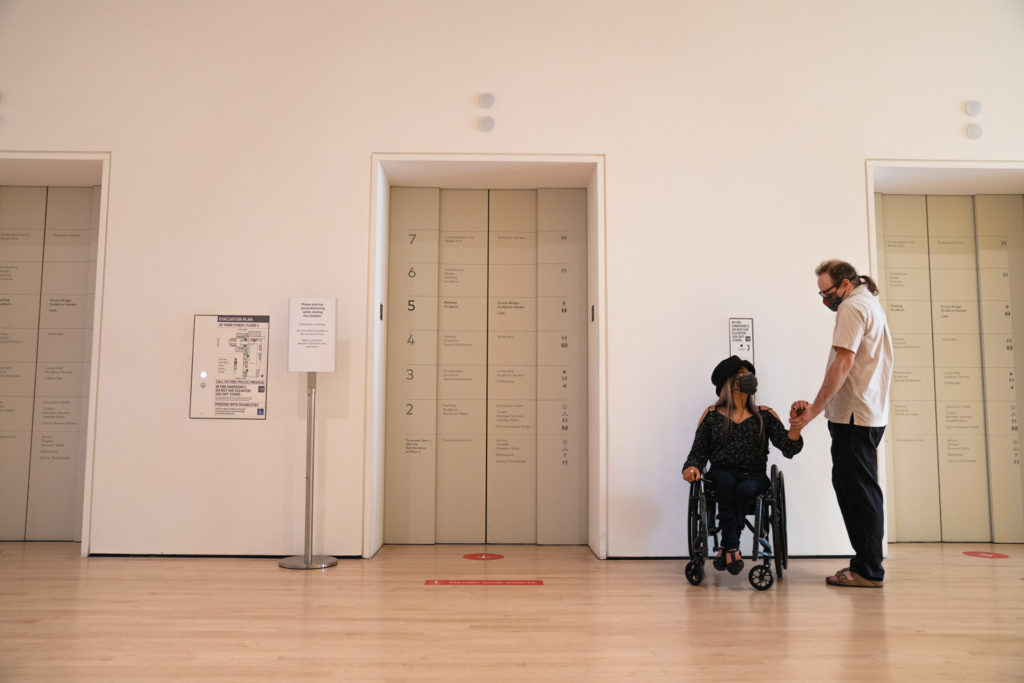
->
xmin=279 ymin=372 xmax=337 ymax=570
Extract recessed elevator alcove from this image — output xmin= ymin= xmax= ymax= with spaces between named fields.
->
xmin=362 ymin=155 xmax=608 ymax=557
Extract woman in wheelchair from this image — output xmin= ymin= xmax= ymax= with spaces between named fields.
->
xmin=682 ymin=356 xmax=805 ymax=575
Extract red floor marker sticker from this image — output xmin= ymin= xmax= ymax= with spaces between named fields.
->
xmin=425 ymin=579 xmax=543 ymax=586
xmin=963 ymin=551 xmax=1010 ymax=559
xmin=463 ymin=553 xmax=504 ymax=561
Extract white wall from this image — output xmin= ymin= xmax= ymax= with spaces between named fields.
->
xmin=1 ymin=0 xmax=1021 ymax=556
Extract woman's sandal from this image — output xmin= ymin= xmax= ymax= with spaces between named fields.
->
xmin=726 ymin=550 xmax=744 ymax=575
xmin=712 ymin=549 xmax=727 ymax=572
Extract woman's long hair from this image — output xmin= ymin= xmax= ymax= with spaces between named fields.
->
xmin=712 ymin=372 xmax=765 ymax=447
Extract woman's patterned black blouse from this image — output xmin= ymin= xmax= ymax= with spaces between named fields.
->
xmin=683 ymin=407 xmax=802 ymax=477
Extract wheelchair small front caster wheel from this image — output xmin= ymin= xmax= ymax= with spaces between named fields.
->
xmin=685 ymin=560 xmax=704 ymax=586
xmin=748 ymin=565 xmax=774 ymax=591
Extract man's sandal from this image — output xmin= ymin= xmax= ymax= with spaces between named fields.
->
xmin=825 ymin=567 xmax=883 ymax=588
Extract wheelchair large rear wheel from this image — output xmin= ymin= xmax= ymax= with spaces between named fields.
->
xmin=688 ymin=483 xmax=707 ymax=559
xmin=771 ymin=510 xmax=784 ymax=580
xmin=772 ymin=467 xmax=788 ymax=571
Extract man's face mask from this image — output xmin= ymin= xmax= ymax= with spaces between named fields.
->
xmin=736 ymin=373 xmax=758 ymax=395
xmin=819 ymin=282 xmax=844 ymax=312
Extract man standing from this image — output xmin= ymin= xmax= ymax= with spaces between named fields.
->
xmin=790 ymin=259 xmax=893 ymax=587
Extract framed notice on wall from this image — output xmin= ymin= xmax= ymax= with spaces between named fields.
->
xmin=189 ymin=315 xmax=270 ymax=419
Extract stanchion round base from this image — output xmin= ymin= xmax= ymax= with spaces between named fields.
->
xmin=278 ymin=555 xmax=338 ymax=570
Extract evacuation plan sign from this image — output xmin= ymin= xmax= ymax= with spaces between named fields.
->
xmin=189 ymin=315 xmax=270 ymax=419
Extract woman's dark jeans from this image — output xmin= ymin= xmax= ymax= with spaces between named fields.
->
xmin=705 ymin=467 xmax=770 ymax=550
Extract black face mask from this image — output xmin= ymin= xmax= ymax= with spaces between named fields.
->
xmin=821 ymin=280 xmax=850 ymax=312
xmin=823 ymin=290 xmax=843 ymax=312
xmin=736 ymin=374 xmax=758 ymax=395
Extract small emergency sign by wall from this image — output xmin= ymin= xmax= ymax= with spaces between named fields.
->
xmin=729 ymin=317 xmax=754 ymax=363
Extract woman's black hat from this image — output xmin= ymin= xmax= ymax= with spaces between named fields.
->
xmin=711 ymin=355 xmax=756 ymax=395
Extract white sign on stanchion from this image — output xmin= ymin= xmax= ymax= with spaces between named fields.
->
xmin=280 ymin=297 xmax=338 ymax=570
xmin=288 ymin=298 xmax=336 ymax=373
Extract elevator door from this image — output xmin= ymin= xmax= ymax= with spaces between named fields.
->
xmin=0 ymin=186 xmax=99 ymax=541
xmin=384 ymin=188 xmax=588 ymax=544
xmin=877 ymin=193 xmax=1024 ymax=542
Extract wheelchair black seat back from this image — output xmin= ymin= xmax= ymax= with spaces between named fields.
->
xmin=685 ymin=464 xmax=788 ymax=591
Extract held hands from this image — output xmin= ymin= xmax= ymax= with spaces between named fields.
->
xmin=789 ymin=400 xmax=817 ymax=431
xmin=682 ymin=466 xmax=701 ymax=483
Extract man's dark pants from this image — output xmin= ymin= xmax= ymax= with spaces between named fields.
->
xmin=827 ymin=419 xmax=886 ymax=582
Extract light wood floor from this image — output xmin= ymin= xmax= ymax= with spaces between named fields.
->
xmin=1 ymin=542 xmax=1022 ymax=681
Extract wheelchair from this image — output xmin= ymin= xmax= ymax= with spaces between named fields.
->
xmin=685 ymin=464 xmax=788 ymax=591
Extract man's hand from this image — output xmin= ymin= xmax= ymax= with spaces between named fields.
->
xmin=789 ymin=400 xmax=820 ymax=430
xmin=682 ymin=466 xmax=701 ymax=482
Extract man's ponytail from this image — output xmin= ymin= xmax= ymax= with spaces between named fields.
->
xmin=816 ymin=259 xmax=880 ymax=296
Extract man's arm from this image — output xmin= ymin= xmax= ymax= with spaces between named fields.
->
xmin=789 ymin=347 xmax=855 ymax=430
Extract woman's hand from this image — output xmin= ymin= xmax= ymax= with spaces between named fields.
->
xmin=788 ymin=400 xmax=810 ymax=439
xmin=682 ymin=466 xmax=701 ymax=482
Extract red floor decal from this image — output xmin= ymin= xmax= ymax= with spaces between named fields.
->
xmin=425 ymin=579 xmax=543 ymax=586
xmin=963 ymin=551 xmax=1010 ymax=559
xmin=463 ymin=553 xmax=504 ymax=561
